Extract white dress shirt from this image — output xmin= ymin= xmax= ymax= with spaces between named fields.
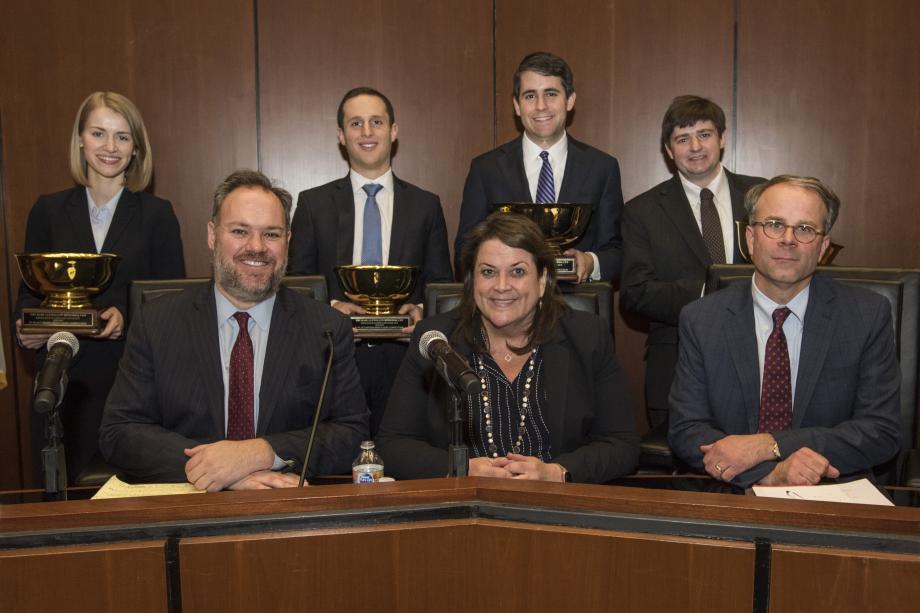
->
xmin=678 ymin=166 xmax=736 ymax=264
xmin=86 ymin=187 xmax=122 ymax=253
xmin=751 ymin=278 xmax=809 ymax=410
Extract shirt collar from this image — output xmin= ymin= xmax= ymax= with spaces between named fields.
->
xmin=751 ymin=275 xmax=810 ymax=324
xmin=349 ymin=168 xmax=394 ymax=195
xmin=678 ymin=165 xmax=726 ymax=201
xmin=86 ymin=187 xmax=124 ymax=211
xmin=522 ymin=131 xmax=568 ymax=161
xmin=214 ymin=285 xmax=276 ymax=331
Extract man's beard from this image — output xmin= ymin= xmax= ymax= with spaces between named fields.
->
xmin=213 ymin=248 xmax=285 ymax=305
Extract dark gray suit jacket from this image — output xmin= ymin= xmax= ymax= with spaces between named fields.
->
xmin=668 ymin=275 xmax=901 ymax=488
xmin=376 ymin=310 xmax=640 ymax=483
xmin=621 ymin=170 xmax=764 ymax=412
xmin=99 ymin=284 xmax=369 ymax=483
xmin=454 ymin=135 xmax=624 ymax=280
xmin=288 ymin=174 xmax=453 ymax=303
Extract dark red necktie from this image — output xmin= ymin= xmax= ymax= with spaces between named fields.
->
xmin=227 ymin=311 xmax=254 ymax=440
xmin=758 ymin=307 xmax=793 ymax=432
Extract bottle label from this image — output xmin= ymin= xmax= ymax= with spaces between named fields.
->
xmin=352 ymin=463 xmax=384 ymax=484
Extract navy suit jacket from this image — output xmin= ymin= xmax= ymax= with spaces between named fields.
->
xmin=621 ymin=170 xmax=763 ymax=412
xmin=454 ymin=135 xmax=623 ymax=280
xmin=668 ymin=275 xmax=901 ymax=488
xmin=376 ymin=310 xmax=639 ymax=483
xmin=99 ymin=284 xmax=369 ymax=483
xmin=288 ymin=174 xmax=453 ymax=303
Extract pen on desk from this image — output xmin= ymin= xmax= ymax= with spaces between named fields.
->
xmin=786 ymin=490 xmax=804 ymax=499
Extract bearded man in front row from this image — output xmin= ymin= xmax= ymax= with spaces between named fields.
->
xmin=100 ymin=170 xmax=369 ymax=490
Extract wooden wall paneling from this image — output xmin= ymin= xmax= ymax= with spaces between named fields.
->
xmin=736 ymin=0 xmax=920 ymax=268
xmin=0 ymin=540 xmax=168 ymax=613
xmin=770 ymin=544 xmax=920 ymax=613
xmin=0 ymin=111 xmax=22 ymax=487
xmin=0 ymin=0 xmax=258 ymax=488
xmin=257 ymin=0 xmax=495 ymax=263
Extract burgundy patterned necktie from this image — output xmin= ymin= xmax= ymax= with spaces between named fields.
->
xmin=758 ymin=307 xmax=793 ymax=432
xmin=227 ymin=311 xmax=254 ymax=440
xmin=700 ymin=188 xmax=726 ymax=264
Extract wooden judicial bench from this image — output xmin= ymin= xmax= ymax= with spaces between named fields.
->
xmin=2 ymin=478 xmax=920 ymax=613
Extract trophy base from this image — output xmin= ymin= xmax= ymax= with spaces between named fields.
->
xmin=555 ymin=256 xmax=577 ymax=281
xmin=20 ymin=307 xmax=103 ymax=335
xmin=351 ymin=315 xmax=412 ymax=339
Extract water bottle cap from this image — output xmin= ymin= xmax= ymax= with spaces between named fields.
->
xmin=360 ymin=440 xmax=375 ymax=450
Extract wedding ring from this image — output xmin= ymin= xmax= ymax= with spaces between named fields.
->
xmin=716 ymin=464 xmax=724 ymax=473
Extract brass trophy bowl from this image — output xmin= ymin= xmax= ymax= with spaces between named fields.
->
xmin=492 ymin=203 xmax=592 ymax=280
xmin=16 ymin=252 xmax=119 ymax=335
xmin=334 ymin=265 xmax=419 ymax=338
xmin=734 ymin=221 xmax=843 ymax=265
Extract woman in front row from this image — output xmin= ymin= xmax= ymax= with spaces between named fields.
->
xmin=377 ymin=214 xmax=638 ymax=483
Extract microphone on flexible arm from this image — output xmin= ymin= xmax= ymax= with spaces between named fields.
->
xmin=33 ymin=331 xmax=80 ymax=414
xmin=418 ymin=330 xmax=479 ymax=396
xmin=299 ymin=329 xmax=335 ymax=487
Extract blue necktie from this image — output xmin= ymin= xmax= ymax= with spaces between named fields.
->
xmin=361 ymin=183 xmax=383 ymax=265
xmin=536 ymin=151 xmax=555 ymax=204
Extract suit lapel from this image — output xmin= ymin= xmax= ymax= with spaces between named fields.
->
xmin=334 ymin=177 xmax=355 ymax=264
xmin=558 ymin=137 xmax=586 ymax=203
xmin=499 ymin=137 xmax=532 ymax=203
xmin=100 ymin=189 xmax=139 ymax=254
xmin=64 ymin=188 xmax=98 ymax=251
xmin=389 ymin=175 xmax=409 ymax=264
xmin=190 ymin=285 xmax=226 ymax=437
xmin=793 ymin=277 xmax=835 ymax=426
xmin=658 ymin=176 xmax=711 ymax=267
xmin=724 ymin=283 xmax=762 ymax=432
xmin=257 ymin=288 xmax=298 ymax=433
xmin=542 ymin=328 xmax=569 ymax=452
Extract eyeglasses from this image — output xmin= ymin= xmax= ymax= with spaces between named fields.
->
xmin=750 ymin=220 xmax=825 ymax=244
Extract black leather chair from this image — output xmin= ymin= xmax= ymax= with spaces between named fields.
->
xmin=638 ymin=264 xmax=920 ymax=484
xmin=74 ymin=275 xmax=328 ymax=487
xmin=425 ymin=281 xmax=614 ymax=326
xmin=128 ymin=275 xmax=328 ymax=327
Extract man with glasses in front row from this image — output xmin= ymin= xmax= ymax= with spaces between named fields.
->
xmin=668 ymin=175 xmax=900 ymax=488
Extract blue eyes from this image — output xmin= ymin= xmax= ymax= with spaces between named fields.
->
xmin=228 ymin=228 xmax=283 ymax=241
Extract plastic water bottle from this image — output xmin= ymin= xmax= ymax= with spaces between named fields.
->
xmin=352 ymin=440 xmax=384 ymax=483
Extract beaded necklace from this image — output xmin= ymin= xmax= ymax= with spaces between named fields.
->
xmin=476 ymin=349 xmax=537 ymax=457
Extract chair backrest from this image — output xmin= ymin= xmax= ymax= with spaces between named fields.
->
xmin=425 ymin=281 xmax=614 ymax=326
xmin=706 ymin=264 xmax=920 ymax=479
xmin=128 ymin=276 xmax=329 ymax=327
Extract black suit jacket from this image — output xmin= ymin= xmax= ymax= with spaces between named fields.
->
xmin=376 ymin=310 xmax=639 ymax=483
xmin=288 ymin=174 xmax=453 ymax=303
xmin=621 ymin=170 xmax=764 ymax=411
xmin=15 ymin=186 xmax=185 ymax=481
xmin=99 ymin=284 xmax=370 ymax=483
xmin=668 ymin=276 xmax=901 ymax=488
xmin=454 ymin=135 xmax=624 ymax=280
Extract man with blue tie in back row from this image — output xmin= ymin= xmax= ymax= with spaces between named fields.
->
xmin=288 ymin=87 xmax=453 ymax=436
xmin=455 ymin=51 xmax=624 ymax=284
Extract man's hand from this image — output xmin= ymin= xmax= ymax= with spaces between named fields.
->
xmin=468 ymin=456 xmax=513 ymax=478
xmin=398 ymin=303 xmax=423 ymax=340
xmin=332 ymin=300 xmax=366 ymax=317
xmin=759 ymin=447 xmax=840 ymax=486
xmin=15 ymin=318 xmax=52 ymax=349
xmin=228 ymin=469 xmax=302 ymax=490
xmin=92 ymin=306 xmax=124 ymax=340
xmin=700 ymin=433 xmax=775 ymax=482
xmin=184 ymin=438 xmax=275 ymax=492
xmin=562 ymin=248 xmax=594 ymax=283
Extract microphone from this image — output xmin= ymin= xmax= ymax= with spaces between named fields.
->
xmin=33 ymin=332 xmax=80 ymax=414
xmin=419 ymin=330 xmax=479 ymax=396
xmin=299 ymin=329 xmax=335 ymax=487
